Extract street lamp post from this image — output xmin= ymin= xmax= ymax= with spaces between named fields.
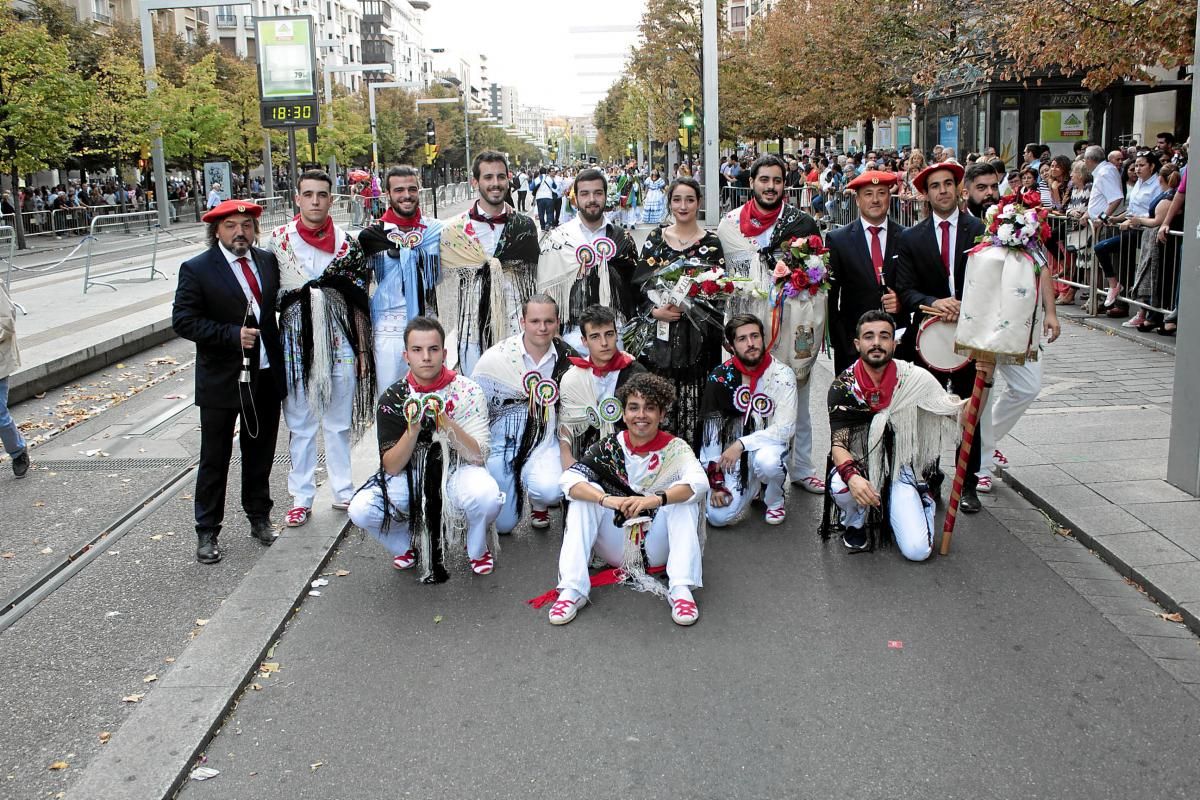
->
xmin=322 ymin=64 xmax=390 ymax=178
xmin=368 ymin=80 xmax=423 ymax=173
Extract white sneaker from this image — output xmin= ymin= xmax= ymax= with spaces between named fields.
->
xmin=976 ymin=475 xmax=993 ymax=494
xmin=792 ymin=475 xmax=826 ymax=494
xmin=670 ymin=597 xmax=699 ymax=626
xmin=765 ymin=504 xmax=786 ymax=525
xmin=548 ymin=595 xmax=586 ymax=625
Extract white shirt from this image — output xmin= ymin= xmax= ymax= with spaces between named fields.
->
xmin=520 ymin=337 xmax=558 ymax=378
xmin=218 ymin=242 xmax=270 ymax=368
xmin=1088 ymin=161 xmax=1123 ymax=220
xmin=467 ymin=206 xmax=506 ymax=258
xmin=534 ymin=176 xmax=557 ymax=200
xmin=859 ymin=217 xmax=889 ymax=276
xmin=931 ymin=208 xmax=960 ymax=296
xmin=568 ymin=214 xmax=608 ymax=244
xmin=287 ymin=220 xmax=338 ymax=279
xmin=1125 ymin=176 xmax=1158 ymax=218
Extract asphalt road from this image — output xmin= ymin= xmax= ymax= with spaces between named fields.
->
xmin=175 ymin=361 xmax=1200 ymax=800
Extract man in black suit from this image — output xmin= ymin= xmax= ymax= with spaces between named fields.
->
xmin=826 ymin=170 xmax=909 ymax=373
xmin=173 ymin=200 xmax=285 ymax=563
xmin=892 ymin=162 xmax=992 ymax=514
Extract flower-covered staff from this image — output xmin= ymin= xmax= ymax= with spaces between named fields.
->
xmin=349 ymin=317 xmax=503 ymax=581
xmin=471 ymin=295 xmax=575 ymax=534
xmin=957 ymin=189 xmax=1061 ymax=514
xmin=702 ymin=314 xmax=798 ymax=527
xmin=530 ymin=373 xmax=709 ymax=627
xmin=358 ymin=165 xmax=443 ymax=394
xmin=536 ymin=168 xmax=639 ymax=353
xmin=819 ymin=311 xmax=966 ymax=560
xmin=269 ymin=169 xmax=376 ymax=528
xmin=438 ymin=151 xmax=540 ymax=375
xmin=558 ymin=305 xmax=646 ymax=467
xmin=629 ymin=177 xmax=730 ymax=451
xmin=717 ymin=154 xmax=826 ymax=495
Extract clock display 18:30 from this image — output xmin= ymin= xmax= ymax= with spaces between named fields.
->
xmin=260 ymin=100 xmax=320 ymax=128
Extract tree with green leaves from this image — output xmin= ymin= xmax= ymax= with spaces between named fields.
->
xmin=217 ymin=55 xmax=267 ymax=191
xmin=318 ymin=92 xmax=374 ymax=169
xmin=151 ymin=53 xmax=232 ymax=221
xmin=76 ymin=51 xmax=152 ymax=189
xmin=0 ymin=9 xmax=86 ymax=249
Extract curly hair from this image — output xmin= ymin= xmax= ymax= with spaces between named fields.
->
xmin=617 ymin=372 xmax=676 ymax=413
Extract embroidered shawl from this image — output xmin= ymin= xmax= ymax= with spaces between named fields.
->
xmin=557 ymin=361 xmax=646 ymax=460
xmin=359 ymin=217 xmax=444 ymax=321
xmin=537 ymin=221 xmax=639 ymax=327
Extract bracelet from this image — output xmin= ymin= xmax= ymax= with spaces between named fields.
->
xmin=656 ymin=491 xmax=669 ymax=508
xmin=599 ymin=493 xmax=610 ymax=508
xmin=983 ymin=381 xmax=995 ymax=388
xmin=835 ymin=459 xmax=860 ymax=484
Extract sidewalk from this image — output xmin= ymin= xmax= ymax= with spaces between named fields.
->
xmin=5 ymin=200 xmax=475 ymax=404
xmin=994 ymin=312 xmax=1200 ymax=638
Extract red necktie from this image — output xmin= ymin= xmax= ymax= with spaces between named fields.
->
xmin=237 ymin=257 xmax=263 ymax=306
xmin=939 ymin=220 xmax=951 ymax=276
xmin=868 ymin=225 xmax=884 ymax=284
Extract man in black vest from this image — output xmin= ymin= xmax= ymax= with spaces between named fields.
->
xmin=172 ymin=200 xmax=285 ymax=563
xmin=892 ymin=162 xmax=988 ymax=514
xmin=826 ymin=170 xmax=909 ymax=373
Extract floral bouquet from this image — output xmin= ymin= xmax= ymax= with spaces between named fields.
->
xmin=624 ymin=257 xmax=749 ymax=357
xmin=771 ymin=234 xmax=831 ymax=300
xmin=977 ymin=191 xmax=1051 ymax=268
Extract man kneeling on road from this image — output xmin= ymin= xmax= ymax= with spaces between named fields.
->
xmin=820 ymin=311 xmax=983 ymax=561
xmin=349 ymin=317 xmax=503 ymax=582
xmin=702 ymin=314 xmax=797 ymax=527
xmin=540 ymin=373 xmax=708 ymax=627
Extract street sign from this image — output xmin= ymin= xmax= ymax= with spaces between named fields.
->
xmin=255 ymin=16 xmax=320 ymax=129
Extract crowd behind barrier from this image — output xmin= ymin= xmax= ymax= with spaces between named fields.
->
xmin=82 ymin=210 xmax=168 ymax=293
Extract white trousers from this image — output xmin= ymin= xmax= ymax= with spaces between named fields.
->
xmin=284 ymin=357 xmax=355 ymax=508
xmin=829 ymin=465 xmax=934 ymax=562
xmin=487 ymin=424 xmax=565 ymax=534
xmin=789 ymin=375 xmax=817 ymax=479
xmin=557 ymin=481 xmax=702 ymax=598
xmin=348 ymin=463 xmax=502 ymax=560
xmin=373 ymin=311 xmax=409 ymax=399
xmin=978 ymin=355 xmax=1044 ymax=477
xmin=706 ymin=441 xmax=788 ymax=527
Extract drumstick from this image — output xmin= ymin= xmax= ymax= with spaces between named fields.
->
xmin=919 ymin=304 xmax=944 ymax=318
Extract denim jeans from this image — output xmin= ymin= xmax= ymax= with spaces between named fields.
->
xmin=0 ymin=376 xmax=26 ymax=456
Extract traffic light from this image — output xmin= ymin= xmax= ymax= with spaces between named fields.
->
xmin=425 ymin=144 xmax=439 ymax=165
xmin=626 ymin=140 xmax=634 ymax=155
xmin=681 ymin=97 xmax=696 ymax=129
xmin=425 ymin=118 xmax=438 ymax=165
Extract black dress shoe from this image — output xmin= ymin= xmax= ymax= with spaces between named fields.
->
xmin=11 ymin=449 xmax=29 ymax=479
xmin=925 ymin=467 xmax=945 ymax=504
xmin=249 ymin=519 xmax=275 ymax=545
xmin=960 ymin=488 xmax=982 ymax=514
xmin=196 ymin=532 xmax=222 ymax=564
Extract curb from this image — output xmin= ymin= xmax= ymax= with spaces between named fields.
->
xmin=1059 ymin=307 xmax=1176 ymax=356
xmin=999 ymin=468 xmax=1200 ymax=640
xmin=7 ymin=316 xmax=177 ymax=404
xmin=64 ymin=438 xmax=374 ymax=800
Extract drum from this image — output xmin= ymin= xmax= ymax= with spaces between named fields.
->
xmin=915 ymin=316 xmax=969 ymax=373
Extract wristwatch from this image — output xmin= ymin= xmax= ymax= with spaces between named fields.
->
xmin=655 ymin=491 xmax=669 ymax=507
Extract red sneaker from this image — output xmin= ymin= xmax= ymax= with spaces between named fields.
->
xmin=993 ymin=449 xmax=1009 ymax=467
xmin=671 ymin=597 xmax=699 ymax=626
xmin=469 ymin=551 xmax=494 ymax=575
xmin=285 ymin=506 xmax=311 ymax=527
xmin=530 ymin=508 xmax=551 ymax=529
xmin=392 ymin=550 xmax=416 ymax=570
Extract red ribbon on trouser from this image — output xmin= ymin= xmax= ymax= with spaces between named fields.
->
xmin=526 ymin=564 xmax=667 ymax=609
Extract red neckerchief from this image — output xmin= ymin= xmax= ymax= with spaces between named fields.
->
xmin=568 ymin=350 xmax=634 ymax=376
xmin=730 ymin=352 xmax=773 ymax=394
xmin=853 ymin=358 xmax=898 ymax=412
xmin=622 ymin=429 xmax=672 ymax=456
xmin=468 ymin=202 xmax=508 ymax=230
xmin=407 ymin=366 xmax=456 ymax=393
xmin=738 ymin=197 xmax=783 ymax=239
xmin=380 ymin=207 xmax=423 ymax=229
xmin=293 ymin=214 xmax=336 ymax=253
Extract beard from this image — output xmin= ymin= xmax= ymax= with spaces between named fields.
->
xmin=753 ymin=191 xmax=782 ymax=210
xmin=579 ymin=204 xmax=604 ymax=224
xmin=861 ymin=347 xmax=892 ymax=368
xmin=736 ymin=348 xmax=763 ymax=367
xmin=967 ymin=196 xmax=996 ymax=219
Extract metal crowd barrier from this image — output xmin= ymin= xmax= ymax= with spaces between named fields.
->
xmin=0 ymin=224 xmax=14 ymax=292
xmin=82 ymin=211 xmax=168 ymax=293
xmin=2 ymin=203 xmax=147 ymax=240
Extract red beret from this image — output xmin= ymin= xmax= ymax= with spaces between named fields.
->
xmin=201 ymin=199 xmax=263 ymax=223
xmin=846 ymin=170 xmax=898 ymax=191
xmin=912 ymin=162 xmax=964 ymax=195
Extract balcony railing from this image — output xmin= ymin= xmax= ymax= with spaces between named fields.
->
xmin=92 ymin=10 xmax=112 ymax=23
xmin=216 ymin=14 xmax=237 ymax=27
xmin=245 ymin=16 xmax=256 ymax=29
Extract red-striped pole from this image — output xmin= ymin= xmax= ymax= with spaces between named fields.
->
xmin=939 ymin=370 xmax=989 ymax=555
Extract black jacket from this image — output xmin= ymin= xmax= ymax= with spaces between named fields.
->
xmin=892 ymin=212 xmax=987 ymax=319
xmin=172 ymin=245 xmax=285 ymax=408
xmin=826 ymin=218 xmax=908 ymax=371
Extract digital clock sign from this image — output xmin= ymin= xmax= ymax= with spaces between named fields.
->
xmin=260 ymin=99 xmax=320 ymax=128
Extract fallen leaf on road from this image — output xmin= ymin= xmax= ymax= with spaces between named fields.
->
xmin=434 ymin=615 xmax=444 ymax=624
xmin=40 ymin=547 xmax=53 ymax=555
xmin=310 ymin=762 xmax=323 ymax=771
xmin=189 ymin=767 xmax=220 ymax=781
xmin=98 ymin=731 xmax=111 ymax=743
xmin=259 ymin=662 xmax=280 ymax=673
xmin=1157 ymin=611 xmax=1184 ymax=623
xmin=195 ymin=618 xmax=209 ymax=626
xmin=163 ymin=393 xmax=185 ymax=400
xmin=105 ymin=611 xmax=121 ymax=618
xmin=250 ymin=683 xmax=263 ymax=691
xmin=115 ymin=363 xmax=126 ymax=369
xmin=33 ymin=501 xmax=45 ymax=508
xmin=48 ymin=761 xmax=69 ymax=771
xmin=335 ymin=569 xmax=350 ymax=577
xmin=311 ymin=578 xmax=330 ymax=588
xmin=121 ymin=693 xmax=144 ymax=703
xmin=1 ymin=552 xmax=13 ymax=559
xmin=308 ymin=590 xmax=321 ymax=596
xmin=143 ymin=674 xmax=157 ymax=683
xmin=164 ymin=656 xmax=175 ymax=663
xmin=149 ymin=534 xmax=163 ymax=541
